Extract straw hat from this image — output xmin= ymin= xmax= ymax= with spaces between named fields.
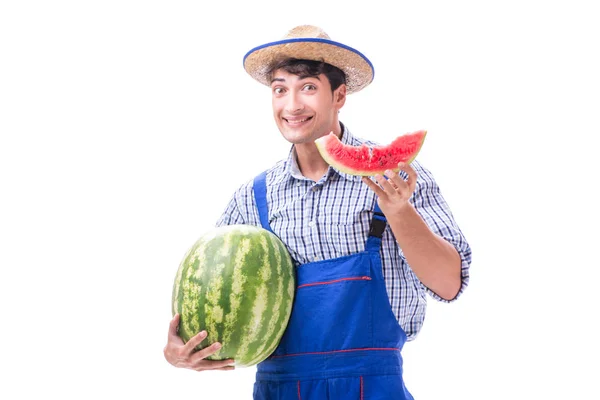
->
xmin=243 ymin=25 xmax=374 ymax=94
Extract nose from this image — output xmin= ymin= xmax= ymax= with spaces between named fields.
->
xmin=285 ymin=92 xmax=304 ymax=114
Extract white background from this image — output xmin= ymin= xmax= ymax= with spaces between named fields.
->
xmin=1 ymin=1 xmax=598 ymax=399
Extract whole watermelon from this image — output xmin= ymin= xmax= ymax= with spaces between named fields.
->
xmin=171 ymin=224 xmax=295 ymax=367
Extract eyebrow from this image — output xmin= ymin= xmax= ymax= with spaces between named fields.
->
xmin=270 ymin=75 xmax=321 ymax=84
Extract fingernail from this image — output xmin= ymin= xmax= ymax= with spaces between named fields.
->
xmin=385 ymin=170 xmax=392 ymax=175
xmin=200 ymin=330 xmax=207 ymax=337
xmin=214 ymin=343 xmax=222 ymax=349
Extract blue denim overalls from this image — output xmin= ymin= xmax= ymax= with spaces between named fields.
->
xmin=252 ymin=171 xmax=414 ymax=399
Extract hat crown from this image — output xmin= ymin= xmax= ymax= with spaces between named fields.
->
xmin=284 ymin=25 xmax=331 ymax=40
xmin=244 ymin=25 xmax=374 ymax=94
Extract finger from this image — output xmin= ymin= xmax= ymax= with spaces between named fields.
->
xmin=374 ymin=174 xmax=396 ymax=194
xmin=183 ymin=329 xmax=208 ymax=354
xmin=192 ymin=355 xmax=235 ymax=370
xmin=361 ymin=176 xmax=384 ymax=197
xmin=382 ymin=170 xmax=399 ymax=190
xmin=397 ymin=163 xmax=418 ymax=193
xmin=190 ymin=341 xmax=223 ymax=362
xmin=214 ymin=365 xmax=236 ymax=371
xmin=384 ymin=169 xmax=408 ymax=192
xmin=194 ymin=362 xmax=236 ymax=372
xmin=168 ymin=314 xmax=180 ymax=339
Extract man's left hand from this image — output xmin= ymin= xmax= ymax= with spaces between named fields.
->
xmin=361 ymin=162 xmax=417 ymax=219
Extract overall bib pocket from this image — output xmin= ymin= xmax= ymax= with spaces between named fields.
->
xmin=272 ymin=253 xmax=374 ymax=355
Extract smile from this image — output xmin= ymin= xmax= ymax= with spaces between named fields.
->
xmin=283 ymin=116 xmax=313 ymax=125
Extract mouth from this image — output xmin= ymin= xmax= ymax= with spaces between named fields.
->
xmin=283 ymin=116 xmax=313 ymax=126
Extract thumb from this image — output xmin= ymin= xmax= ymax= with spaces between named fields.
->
xmin=168 ymin=313 xmax=180 ymax=338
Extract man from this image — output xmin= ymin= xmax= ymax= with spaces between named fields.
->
xmin=164 ymin=25 xmax=472 ymax=399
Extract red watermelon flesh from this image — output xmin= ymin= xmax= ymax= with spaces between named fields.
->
xmin=314 ymin=130 xmax=427 ymax=176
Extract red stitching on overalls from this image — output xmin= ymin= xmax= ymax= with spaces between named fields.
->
xmin=271 ymin=347 xmax=399 ymax=358
xmin=360 ymin=376 xmax=364 ymax=400
xmin=297 ymin=380 xmax=301 ymax=400
xmin=297 ymin=276 xmax=371 ymax=289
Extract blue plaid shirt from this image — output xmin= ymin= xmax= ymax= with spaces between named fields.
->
xmin=216 ymin=124 xmax=472 ymax=340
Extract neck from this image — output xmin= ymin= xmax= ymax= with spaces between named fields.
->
xmin=294 ymin=122 xmax=343 ymax=182
xmin=294 ymin=145 xmax=329 ymax=182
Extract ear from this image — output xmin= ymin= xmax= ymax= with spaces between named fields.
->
xmin=334 ymin=84 xmax=347 ymax=110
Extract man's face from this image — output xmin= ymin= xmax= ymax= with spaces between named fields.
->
xmin=270 ymin=69 xmax=346 ymax=144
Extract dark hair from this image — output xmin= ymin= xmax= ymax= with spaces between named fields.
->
xmin=267 ymin=58 xmax=347 ymax=92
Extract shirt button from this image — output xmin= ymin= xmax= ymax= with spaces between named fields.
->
xmin=308 ymin=220 xmax=315 ymax=227
xmin=312 ymin=186 xmax=320 ymax=192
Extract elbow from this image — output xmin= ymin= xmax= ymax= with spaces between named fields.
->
xmin=437 ymin=278 xmax=462 ymax=301
xmin=439 ymin=247 xmax=463 ymax=301
xmin=435 ymin=262 xmax=463 ymax=301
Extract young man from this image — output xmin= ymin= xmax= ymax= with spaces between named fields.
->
xmin=164 ymin=25 xmax=472 ymax=399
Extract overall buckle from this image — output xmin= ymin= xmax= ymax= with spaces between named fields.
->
xmin=369 ymin=212 xmax=387 ymax=238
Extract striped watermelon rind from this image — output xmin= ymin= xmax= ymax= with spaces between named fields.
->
xmin=171 ymin=224 xmax=295 ymax=367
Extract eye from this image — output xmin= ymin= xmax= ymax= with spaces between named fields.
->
xmin=273 ymin=87 xmax=285 ymax=95
xmin=303 ymin=84 xmax=317 ymax=91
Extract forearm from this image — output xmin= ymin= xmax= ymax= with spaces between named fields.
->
xmin=387 ymin=204 xmax=462 ymax=300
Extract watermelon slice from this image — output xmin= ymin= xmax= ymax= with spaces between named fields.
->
xmin=314 ymin=130 xmax=427 ymax=176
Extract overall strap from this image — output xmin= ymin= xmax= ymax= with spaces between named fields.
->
xmin=252 ymin=171 xmax=274 ymax=234
xmin=366 ymin=202 xmax=387 ymax=252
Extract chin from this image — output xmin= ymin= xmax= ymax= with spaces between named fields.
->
xmin=279 ymin=129 xmax=312 ymax=144
xmin=282 ymin=135 xmax=311 ymax=145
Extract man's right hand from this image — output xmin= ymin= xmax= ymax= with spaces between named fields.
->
xmin=163 ymin=313 xmax=235 ymax=371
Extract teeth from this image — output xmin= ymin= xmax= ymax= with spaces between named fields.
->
xmin=287 ymin=117 xmax=310 ymax=123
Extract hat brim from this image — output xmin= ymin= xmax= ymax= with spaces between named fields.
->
xmin=243 ymin=38 xmax=374 ymax=94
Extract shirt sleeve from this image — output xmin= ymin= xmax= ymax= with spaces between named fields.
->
xmin=216 ymin=196 xmax=244 ymax=227
xmin=215 ymin=189 xmax=247 ymax=227
xmin=407 ymin=162 xmax=473 ymax=303
xmin=215 ymin=181 xmax=259 ymax=228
